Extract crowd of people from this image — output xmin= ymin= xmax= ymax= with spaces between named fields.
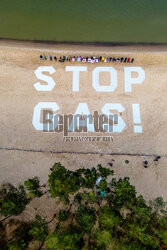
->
xmin=39 ymin=55 xmax=135 ymax=63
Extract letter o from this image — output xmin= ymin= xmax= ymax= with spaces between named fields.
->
xmin=92 ymin=67 xmax=117 ymax=92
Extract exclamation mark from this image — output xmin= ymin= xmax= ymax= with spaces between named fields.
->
xmin=132 ymin=104 xmax=142 ymax=133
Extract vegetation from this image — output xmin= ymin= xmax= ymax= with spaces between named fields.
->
xmin=76 ymin=205 xmax=96 ymax=232
xmin=0 ymin=162 xmax=166 ymax=249
xmin=48 ymin=162 xmax=82 ymax=204
xmin=7 ymin=222 xmax=32 ymax=250
xmin=24 ymin=177 xmax=43 ymax=198
xmin=46 ymin=225 xmax=83 ymax=250
xmin=0 ymin=184 xmax=29 ymax=218
xmin=58 ymin=210 xmax=69 ymax=222
xmin=29 ymin=215 xmax=48 ymax=242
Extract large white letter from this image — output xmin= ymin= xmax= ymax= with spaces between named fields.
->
xmin=102 ymin=103 xmax=126 ymax=133
xmin=66 ymin=66 xmax=87 ymax=92
xmin=34 ymin=66 xmax=56 ymax=91
xmin=124 ymin=67 xmax=145 ymax=92
xmin=32 ymin=102 xmax=59 ymax=130
xmin=92 ymin=67 xmax=117 ymax=92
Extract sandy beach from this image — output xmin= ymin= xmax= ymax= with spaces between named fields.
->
xmin=0 ymin=40 xmax=167 ymax=203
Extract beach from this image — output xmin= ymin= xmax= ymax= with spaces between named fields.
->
xmin=0 ymin=40 xmax=167 ymax=204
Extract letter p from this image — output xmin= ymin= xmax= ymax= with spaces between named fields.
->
xmin=124 ymin=67 xmax=145 ymax=92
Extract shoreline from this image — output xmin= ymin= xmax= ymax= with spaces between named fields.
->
xmin=0 ymin=38 xmax=167 ymax=53
xmin=2 ymin=37 xmax=167 ymax=46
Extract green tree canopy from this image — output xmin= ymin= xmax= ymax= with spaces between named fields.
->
xmin=1 ymin=163 xmax=167 ymax=249
xmin=7 ymin=222 xmax=32 ymax=250
xmin=99 ymin=206 xmax=120 ymax=231
xmin=24 ymin=177 xmax=43 ymax=198
xmin=45 ymin=232 xmax=59 ymax=249
xmin=58 ymin=210 xmax=69 ymax=221
xmin=99 ymin=179 xmax=108 ymax=192
xmin=97 ymin=164 xmax=114 ymax=178
xmin=109 ymin=177 xmax=137 ymax=209
xmin=8 ymin=239 xmax=27 ymax=250
xmin=94 ymin=229 xmax=114 ymax=249
xmin=46 ymin=226 xmax=83 ymax=250
xmin=48 ymin=163 xmax=83 ymax=203
xmin=0 ymin=184 xmax=29 ymax=217
xmin=76 ymin=205 xmax=96 ymax=232
xmin=29 ymin=215 xmax=48 ymax=242
xmin=81 ymin=167 xmax=99 ymax=189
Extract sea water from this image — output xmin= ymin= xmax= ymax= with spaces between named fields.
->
xmin=0 ymin=0 xmax=166 ymax=43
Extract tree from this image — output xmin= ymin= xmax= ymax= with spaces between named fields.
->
xmin=94 ymin=229 xmax=114 ymax=249
xmin=46 ymin=226 xmax=84 ymax=250
xmin=1 ymin=163 xmax=167 ymax=249
xmin=84 ymin=191 xmax=98 ymax=204
xmin=81 ymin=167 xmax=99 ymax=189
xmin=29 ymin=215 xmax=48 ymax=242
xmin=0 ymin=184 xmax=29 ymax=219
xmin=8 ymin=239 xmax=27 ymax=250
xmin=0 ymin=222 xmax=7 ymax=248
xmin=109 ymin=177 xmax=137 ymax=210
xmin=45 ymin=232 xmax=59 ymax=249
xmin=58 ymin=210 xmax=69 ymax=221
xmin=48 ymin=163 xmax=83 ymax=204
xmin=132 ymin=195 xmax=152 ymax=225
xmin=7 ymin=222 xmax=32 ymax=250
xmin=75 ymin=205 xmax=96 ymax=232
xmin=24 ymin=177 xmax=43 ymax=198
xmin=151 ymin=212 xmax=167 ymax=246
xmin=149 ymin=197 xmax=167 ymax=214
xmin=97 ymin=164 xmax=114 ymax=178
xmin=99 ymin=179 xmax=108 ymax=192
xmin=127 ymin=222 xmax=160 ymax=248
xmin=74 ymin=193 xmax=83 ymax=205
xmin=117 ymin=241 xmax=145 ymax=250
xmin=59 ymin=225 xmax=84 ymax=250
xmin=98 ymin=206 xmax=120 ymax=231
xmin=157 ymin=229 xmax=167 ymax=245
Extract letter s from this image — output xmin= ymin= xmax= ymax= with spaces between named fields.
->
xmin=34 ymin=66 xmax=56 ymax=91
xmin=102 ymin=103 xmax=126 ymax=132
